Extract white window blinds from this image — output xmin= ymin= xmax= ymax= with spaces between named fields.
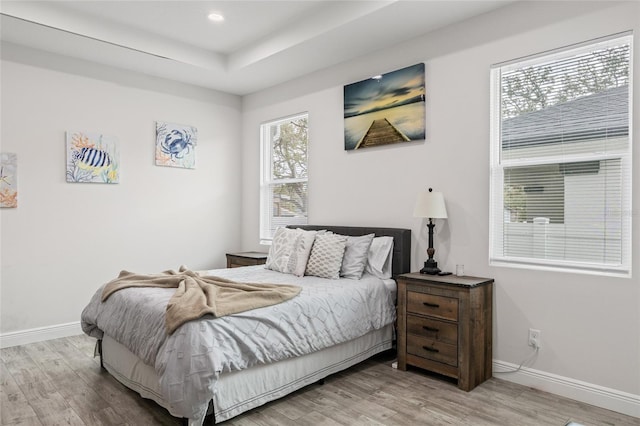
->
xmin=489 ymin=34 xmax=632 ymax=276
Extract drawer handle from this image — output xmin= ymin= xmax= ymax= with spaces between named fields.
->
xmin=422 ymin=326 xmax=439 ymax=332
xmin=423 ymin=302 xmax=440 ymax=308
xmin=422 ymin=346 xmax=439 ymax=353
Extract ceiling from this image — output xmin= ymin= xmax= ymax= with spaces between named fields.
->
xmin=0 ymin=1 xmax=513 ymax=95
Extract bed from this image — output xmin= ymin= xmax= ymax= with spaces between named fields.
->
xmin=81 ymin=225 xmax=411 ymax=425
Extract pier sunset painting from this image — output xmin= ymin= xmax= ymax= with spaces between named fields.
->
xmin=344 ymin=63 xmax=425 ymax=150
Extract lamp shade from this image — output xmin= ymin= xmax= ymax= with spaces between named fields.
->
xmin=413 ymin=188 xmax=448 ymax=219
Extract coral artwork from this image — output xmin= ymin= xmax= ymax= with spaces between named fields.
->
xmin=66 ymin=131 xmax=119 ymax=184
xmin=155 ymin=121 xmax=197 ymax=169
xmin=0 ymin=152 xmax=18 ymax=208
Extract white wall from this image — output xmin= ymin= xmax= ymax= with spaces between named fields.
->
xmin=0 ymin=46 xmax=243 ymax=335
xmin=241 ymin=0 xmax=640 ymax=411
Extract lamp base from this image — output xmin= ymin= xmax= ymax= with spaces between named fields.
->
xmin=420 ymin=259 xmax=441 ymax=275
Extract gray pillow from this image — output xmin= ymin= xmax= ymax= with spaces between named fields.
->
xmin=340 ymin=233 xmax=375 ymax=279
xmin=305 ymin=233 xmax=348 ymax=279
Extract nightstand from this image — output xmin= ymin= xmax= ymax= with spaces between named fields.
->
xmin=226 ymin=251 xmax=268 ymax=268
xmin=396 ymin=272 xmax=493 ymax=391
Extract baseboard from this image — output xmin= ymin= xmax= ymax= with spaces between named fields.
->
xmin=493 ymin=359 xmax=640 ymax=419
xmin=0 ymin=321 xmax=83 ymax=349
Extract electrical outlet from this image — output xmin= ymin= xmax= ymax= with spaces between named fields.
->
xmin=529 ymin=328 xmax=542 ymax=349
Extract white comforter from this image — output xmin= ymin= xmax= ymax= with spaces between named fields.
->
xmin=81 ymin=265 xmax=396 ymax=421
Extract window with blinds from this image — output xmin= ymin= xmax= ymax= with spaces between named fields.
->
xmin=489 ymin=34 xmax=632 ymax=276
xmin=260 ymin=113 xmax=309 ymax=243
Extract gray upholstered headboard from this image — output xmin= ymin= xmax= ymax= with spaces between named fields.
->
xmin=288 ymin=225 xmax=411 ymax=278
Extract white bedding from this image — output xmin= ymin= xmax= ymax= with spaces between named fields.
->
xmin=81 ymin=265 xmax=397 ymax=421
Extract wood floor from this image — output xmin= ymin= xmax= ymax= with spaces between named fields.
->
xmin=1 ymin=335 xmax=637 ymax=426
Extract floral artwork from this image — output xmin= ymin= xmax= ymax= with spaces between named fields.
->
xmin=155 ymin=121 xmax=197 ymax=169
xmin=0 ymin=152 xmax=18 ymax=208
xmin=66 ymin=131 xmax=119 ymax=184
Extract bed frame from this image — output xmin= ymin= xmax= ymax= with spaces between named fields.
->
xmin=98 ymin=225 xmax=411 ymax=425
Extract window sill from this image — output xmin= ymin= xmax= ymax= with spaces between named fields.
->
xmin=490 ymin=258 xmax=631 ymax=279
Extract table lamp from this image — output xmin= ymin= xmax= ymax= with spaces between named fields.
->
xmin=413 ymin=188 xmax=448 ymax=274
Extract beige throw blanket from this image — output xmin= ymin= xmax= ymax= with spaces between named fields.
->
xmin=101 ymin=267 xmax=301 ymax=334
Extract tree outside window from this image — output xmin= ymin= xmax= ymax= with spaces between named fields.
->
xmin=260 ymin=113 xmax=309 ymax=241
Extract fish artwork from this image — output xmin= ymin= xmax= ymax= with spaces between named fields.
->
xmin=66 ymin=131 xmax=119 ymax=184
xmin=75 ymin=147 xmax=112 ymax=170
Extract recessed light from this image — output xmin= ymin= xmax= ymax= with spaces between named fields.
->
xmin=371 ymin=75 xmax=383 ymax=80
xmin=208 ymin=12 xmax=224 ymax=22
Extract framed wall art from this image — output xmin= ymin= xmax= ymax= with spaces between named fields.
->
xmin=155 ymin=121 xmax=197 ymax=169
xmin=344 ymin=63 xmax=425 ymax=150
xmin=66 ymin=131 xmax=119 ymax=184
xmin=0 ymin=152 xmax=18 ymax=208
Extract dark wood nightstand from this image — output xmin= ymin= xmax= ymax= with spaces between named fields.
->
xmin=396 ymin=272 xmax=493 ymax=391
xmin=226 ymin=251 xmax=268 ymax=268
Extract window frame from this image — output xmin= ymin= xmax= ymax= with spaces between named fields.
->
xmin=259 ymin=112 xmax=309 ymax=244
xmin=489 ymin=33 xmax=633 ymax=277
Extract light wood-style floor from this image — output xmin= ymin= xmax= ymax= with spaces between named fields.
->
xmin=1 ymin=335 xmax=637 ymax=426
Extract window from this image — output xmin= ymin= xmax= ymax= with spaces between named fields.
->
xmin=489 ymin=34 xmax=632 ymax=276
xmin=260 ymin=113 xmax=309 ymax=243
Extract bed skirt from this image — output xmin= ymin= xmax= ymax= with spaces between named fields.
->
xmin=101 ymin=324 xmax=394 ymax=424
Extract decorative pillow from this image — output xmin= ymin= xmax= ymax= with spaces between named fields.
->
xmin=305 ymin=233 xmax=348 ymax=279
xmin=340 ymin=233 xmax=375 ymax=279
xmin=265 ymin=227 xmax=300 ymax=273
xmin=285 ymin=229 xmax=318 ymax=277
xmin=364 ymin=236 xmax=394 ymax=279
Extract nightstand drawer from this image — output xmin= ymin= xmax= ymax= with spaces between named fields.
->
xmin=407 ymin=334 xmax=458 ymax=367
xmin=407 ymin=315 xmax=457 ymax=346
xmin=229 ymin=257 xmax=261 ymax=267
xmin=226 ymin=252 xmax=268 ymax=268
xmin=407 ymin=291 xmax=458 ymax=321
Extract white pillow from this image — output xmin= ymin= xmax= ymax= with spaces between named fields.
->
xmin=305 ymin=233 xmax=348 ymax=279
xmin=340 ymin=233 xmax=375 ymax=279
xmin=285 ymin=229 xmax=318 ymax=277
xmin=364 ymin=236 xmax=394 ymax=279
xmin=265 ymin=227 xmax=300 ymax=273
